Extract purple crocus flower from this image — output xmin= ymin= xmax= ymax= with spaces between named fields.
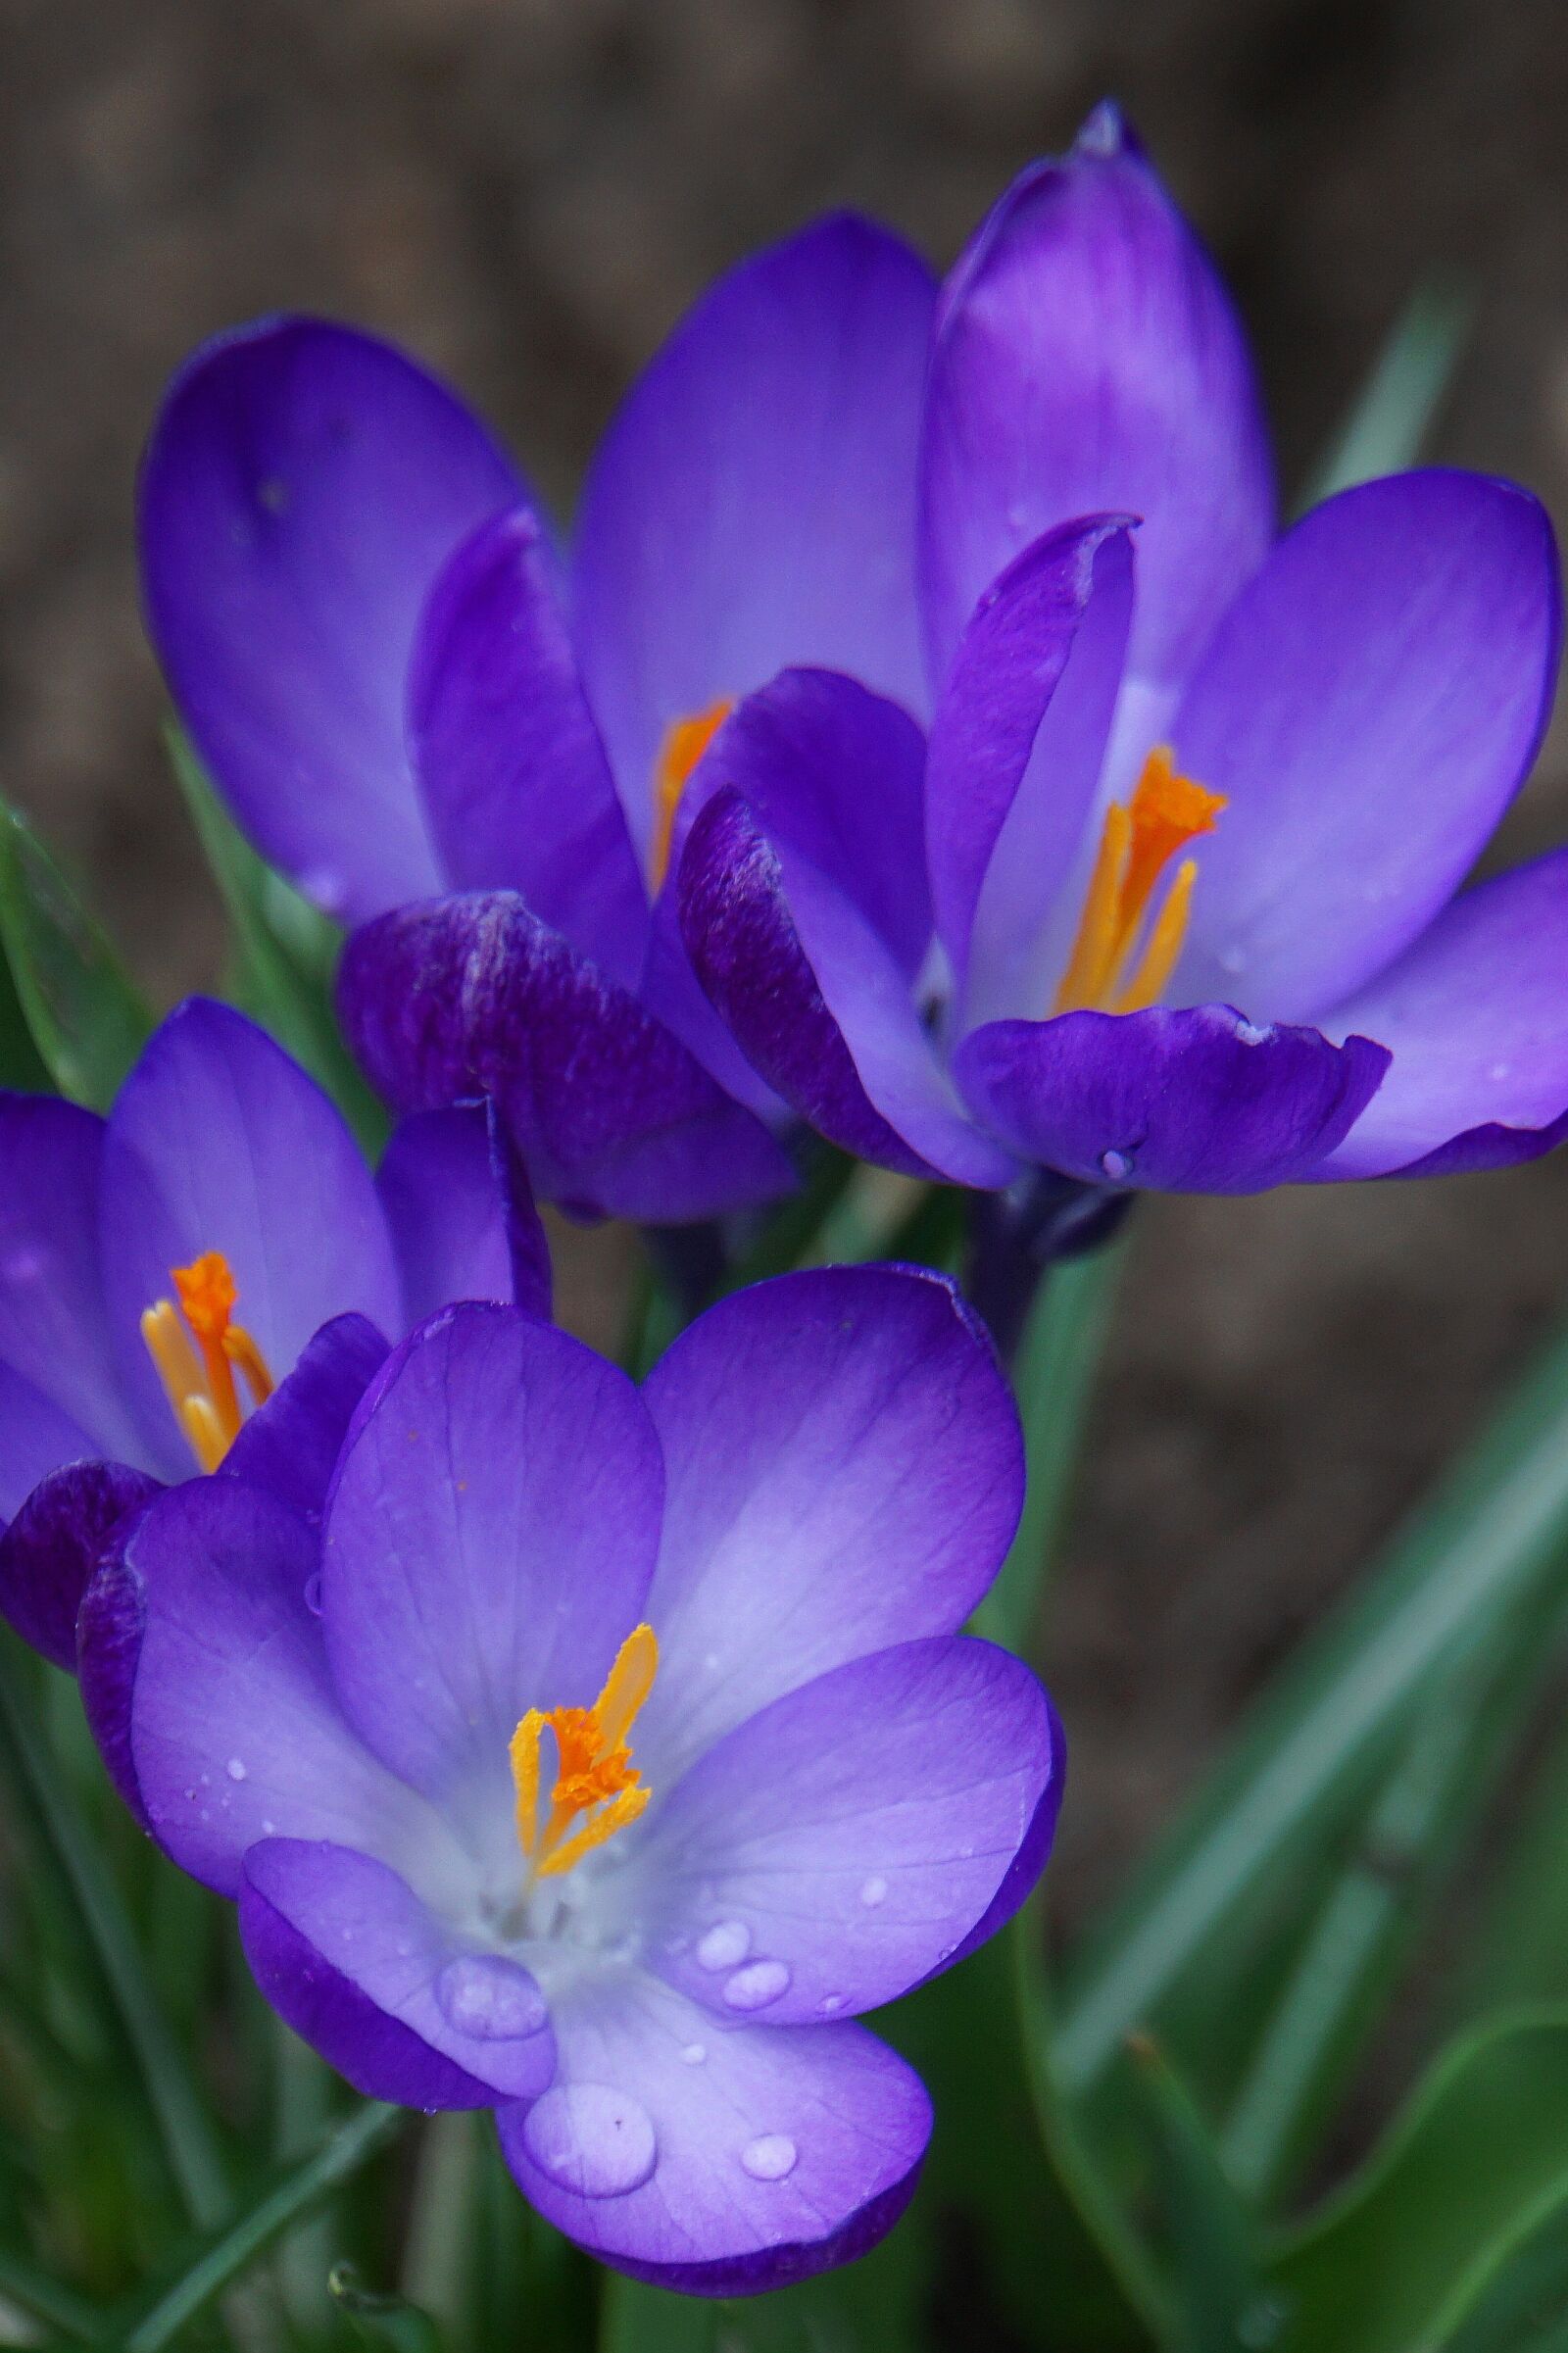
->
xmin=80 ymin=1267 xmax=1059 ymax=2291
xmin=671 ymin=108 xmax=1567 ymax=1197
xmin=0 ymin=996 xmax=547 ymax=1671
xmin=137 ymin=216 xmax=940 ymax=1219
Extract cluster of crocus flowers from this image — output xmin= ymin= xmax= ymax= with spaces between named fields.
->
xmin=78 ymin=1271 xmax=1059 ymax=2290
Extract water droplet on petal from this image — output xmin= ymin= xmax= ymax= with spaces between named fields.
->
xmin=723 ymin=1959 xmax=790 ymax=2012
xmin=261 ymin=1819 xmax=276 ymax=1836
xmin=740 ymin=2134 xmax=797 ymax=2181
xmin=521 ymin=2084 xmax=657 ymax=2199
xmin=435 ymin=1954 xmax=548 ymax=2042
xmin=225 ymin=1757 xmax=247 ymax=1783
xmin=859 ymin=1877 xmax=889 ymax=1909
xmin=1219 ymin=945 xmax=1247 ymax=975
xmin=696 ymin=1920 xmax=750 ymax=1972
xmin=818 ymin=1993 xmax=846 ymax=2016
xmin=1099 ymin=1150 xmax=1132 ymax=1184
xmin=1234 ymin=1019 xmax=1272 ymax=1047
xmin=304 ymin=1574 xmax=323 ymax=1616
xmin=680 ymin=2043 xmax=707 ymax=2066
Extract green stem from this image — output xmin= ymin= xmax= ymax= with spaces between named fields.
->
xmin=123 ymin=2103 xmax=403 ymax=2353
xmin=0 ymin=1642 xmax=229 ymax=2229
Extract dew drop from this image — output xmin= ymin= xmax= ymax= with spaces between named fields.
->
xmin=723 ymin=1959 xmax=791 ymax=2012
xmin=304 ymin=1574 xmax=323 ymax=1616
xmin=1233 ymin=1019 xmax=1272 ymax=1047
xmin=740 ymin=2134 xmax=798 ymax=2181
xmin=261 ymin=1819 xmax=276 ymax=1837
xmin=680 ymin=2043 xmax=707 ymax=2066
xmin=859 ymin=1877 xmax=889 ymax=1909
xmin=1219 ymin=945 xmax=1247 ymax=975
xmin=520 ymin=2084 xmax=657 ymax=2198
xmin=225 ymin=1757 xmax=247 ymax=1783
xmin=818 ymin=1993 xmax=846 ymax=2016
xmin=435 ymin=1953 xmax=548 ymax=2042
xmin=1099 ymin=1150 xmax=1132 ymax=1184
xmin=696 ymin=1920 xmax=750 ymax=1972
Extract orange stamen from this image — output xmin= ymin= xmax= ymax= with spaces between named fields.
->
xmin=1053 ymin=747 xmax=1225 ymax=1015
xmin=511 ymin=1624 xmax=659 ymax=1882
xmin=649 ymin=700 xmax=733 ymax=891
xmin=140 ymin=1250 xmax=276 ymax=1469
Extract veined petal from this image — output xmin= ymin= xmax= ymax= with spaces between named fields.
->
xmin=956 ymin=1004 xmax=1390 ymax=1194
xmin=496 ymin=1971 xmax=929 ymax=2295
xmin=0 ymin=1457 xmax=159 ymax=1672
xmin=572 ymin=216 xmax=936 ymax=852
xmin=221 ymin=1313 xmax=390 ymax=1528
xmin=636 ymin=1267 xmax=1023 ymax=1784
xmin=139 ymin=317 xmax=528 ymax=922
xmin=409 ymin=506 xmax=649 ymax=988
xmin=920 ymin=102 xmax=1273 ymax=695
xmin=1173 ymin=469 xmax=1563 ymax=1018
xmin=1313 ymin=850 xmax=1568 ymax=1179
xmin=376 ymin=1103 xmax=552 ymax=1330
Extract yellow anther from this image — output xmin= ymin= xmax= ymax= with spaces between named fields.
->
xmin=140 ymin=1250 xmax=276 ymax=1470
xmin=649 ymin=700 xmax=733 ymax=891
xmin=511 ymin=1624 xmax=659 ymax=1882
xmin=1053 ymin=747 xmax=1226 ymax=1015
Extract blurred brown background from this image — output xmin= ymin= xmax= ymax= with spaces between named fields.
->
xmin=3 ymin=0 xmax=1568 ymax=1923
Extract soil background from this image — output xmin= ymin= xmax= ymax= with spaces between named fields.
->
xmin=5 ymin=0 xmax=1568 ymax=2035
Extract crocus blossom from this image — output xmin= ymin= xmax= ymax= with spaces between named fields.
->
xmin=673 ymin=107 xmax=1566 ymax=1196
xmin=137 ymin=217 xmax=940 ymax=1219
xmin=0 ymin=996 xmax=546 ymax=1670
xmin=79 ymin=1267 xmax=1060 ymax=2291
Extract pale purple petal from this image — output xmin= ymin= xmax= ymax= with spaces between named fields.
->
xmin=638 ymin=1638 xmax=1059 ymax=2024
xmin=0 ymin=1458 xmax=159 ymax=1671
xmin=496 ymin=1970 xmax=929 ymax=2294
xmin=956 ymin=1005 xmax=1390 ymax=1193
xmin=139 ymin=317 xmax=527 ymax=921
xmin=573 ymin=217 xmax=936 ymax=854
xmin=116 ymin=1476 xmax=442 ymax=1894
xmin=925 ymin=518 xmax=1133 ymax=1021
xmin=636 ymin=1268 xmax=1023 ymax=1784
xmin=241 ymin=1838 xmax=554 ymax=2107
xmin=1313 ymin=851 xmax=1568 ymax=1179
xmin=339 ymin=894 xmax=795 ymax=1222
xmin=221 ymin=1313 xmax=390 ymax=1526
xmin=101 ymin=1001 xmax=402 ymax=1454
xmin=409 ymin=505 xmax=649 ymax=988
xmin=377 ymin=1103 xmax=551 ymax=1329
xmin=1173 ymin=470 xmax=1562 ymax=1018
xmin=320 ymin=1304 xmax=661 ymax=1808
xmin=920 ymin=103 xmax=1273 ymax=695
xmin=0 ymin=1361 xmax=104 ymax=1528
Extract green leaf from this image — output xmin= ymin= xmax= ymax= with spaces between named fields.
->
xmin=166 ymin=727 xmax=387 ymax=1153
xmin=1301 ymin=276 xmax=1471 ymax=510
xmin=0 ymin=933 xmax=54 ymax=1090
xmin=0 ymin=803 xmax=151 ymax=1107
xmin=1057 ymin=1316 xmax=1568 ymax=2094
xmin=1125 ymin=2036 xmax=1262 ymax=2353
xmin=330 ymin=2263 xmax=444 ymax=2352
xmin=600 ymin=2277 xmax=717 ymax=2353
xmin=122 ymin=2103 xmax=403 ymax=2351
xmin=1265 ymin=2006 xmax=1568 ymax=2352
xmin=0 ymin=2241 xmax=111 ymax=2343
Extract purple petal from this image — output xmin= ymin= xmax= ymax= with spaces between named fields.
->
xmin=920 ymin=102 xmax=1273 ymax=695
xmin=101 ymin=1001 xmax=402 ymax=1456
xmin=0 ymin=1361 xmax=104 ymax=1527
xmin=409 ymin=506 xmax=649 ymax=987
xmin=956 ymin=1004 xmax=1390 ymax=1193
xmin=0 ymin=1459 xmax=160 ymax=1672
xmin=636 ymin=1268 xmax=1023 ymax=1784
xmin=640 ymin=1637 xmax=1059 ymax=2025
xmin=496 ymin=1971 xmax=929 ymax=2294
xmin=77 ymin=1551 xmax=150 ymax=1824
xmin=677 ymin=790 xmax=1016 ymax=1188
xmin=1173 ymin=470 xmax=1563 ymax=1018
xmin=0 ymin=1095 xmax=149 ymax=1466
xmin=925 ymin=518 xmax=1134 ymax=1019
xmin=241 ymin=1838 xmax=554 ymax=2107
xmin=320 ymin=1304 xmax=662 ymax=1804
xmin=573 ymin=217 xmax=936 ymax=854
xmin=113 ymin=1476 xmax=440 ymax=1894
xmin=139 ymin=317 xmax=527 ymax=922
xmin=339 ymin=894 xmax=795 ymax=1222
xmin=377 ymin=1103 xmax=551 ymax=1329
xmin=221 ymin=1313 xmax=390 ymax=1526
xmin=1312 ymin=850 xmax=1568 ymax=1179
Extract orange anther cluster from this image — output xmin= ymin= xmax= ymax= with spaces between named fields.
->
xmin=511 ymin=1623 xmax=659 ymax=1883
xmin=140 ymin=1250 xmax=275 ymax=1471
xmin=649 ymin=699 xmax=733 ymax=891
xmin=1053 ymin=746 xmax=1226 ymax=1016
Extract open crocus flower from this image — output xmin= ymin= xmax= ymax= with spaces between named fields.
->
xmin=674 ymin=108 xmax=1566 ymax=1196
xmin=0 ymin=997 xmax=547 ymax=1672
xmin=137 ymin=213 xmax=939 ymax=1219
xmin=79 ymin=1269 xmax=1060 ymax=2291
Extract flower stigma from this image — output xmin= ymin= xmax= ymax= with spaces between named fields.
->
xmin=1053 ymin=746 xmax=1227 ymax=1015
xmin=511 ymin=1623 xmax=659 ymax=1885
xmin=649 ymin=700 xmax=733 ymax=890
xmin=139 ymin=1250 xmax=275 ymax=1471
